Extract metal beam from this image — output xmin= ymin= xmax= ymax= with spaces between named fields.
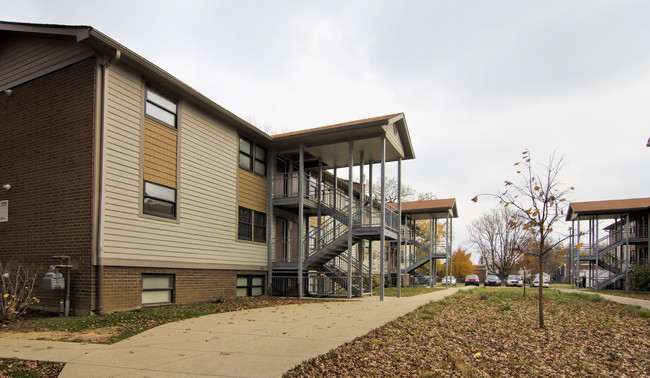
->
xmin=298 ymin=145 xmax=304 ymax=298
xmin=397 ymin=157 xmax=402 ymax=298
xmin=347 ymin=142 xmax=354 ymax=298
xmin=380 ymin=136 xmax=386 ymax=301
xmin=267 ymin=150 xmax=275 ymax=295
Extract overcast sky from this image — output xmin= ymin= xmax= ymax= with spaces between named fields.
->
xmin=3 ymin=0 xmax=649 ymax=258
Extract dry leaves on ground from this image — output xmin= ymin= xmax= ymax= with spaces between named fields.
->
xmin=286 ymin=289 xmax=650 ymax=377
xmin=0 ymin=358 xmax=63 ymax=377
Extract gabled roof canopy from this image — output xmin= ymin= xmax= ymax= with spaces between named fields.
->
xmin=272 ymin=113 xmax=415 ymax=169
xmin=566 ymin=197 xmax=650 ymax=221
xmin=388 ymin=198 xmax=458 ymax=220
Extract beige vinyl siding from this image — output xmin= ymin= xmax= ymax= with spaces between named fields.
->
xmin=384 ymin=124 xmax=405 ymax=158
xmin=238 ymin=169 xmax=268 ymax=213
xmin=0 ymin=35 xmax=94 ymax=89
xmin=102 ymin=63 xmax=266 ymax=269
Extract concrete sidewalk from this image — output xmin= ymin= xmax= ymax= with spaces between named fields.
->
xmin=0 ymin=288 xmax=465 ymax=377
xmin=557 ymin=288 xmax=650 ymax=309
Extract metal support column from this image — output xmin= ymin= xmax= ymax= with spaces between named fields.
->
xmin=571 ymin=219 xmax=575 ymax=289
xmin=450 ymin=213 xmax=453 ymax=279
xmin=298 ymin=145 xmax=305 ymax=298
xmin=368 ymin=163 xmax=373 ymax=293
xmin=625 ymin=213 xmax=630 ymax=290
xmin=577 ymin=218 xmax=581 ymax=289
xmin=593 ymin=215 xmax=600 ymax=290
xmin=347 ymin=142 xmax=354 ymax=298
xmin=429 ymin=215 xmax=433 ymax=287
xmin=379 ymin=136 xmax=386 ymax=301
xmin=359 ymin=151 xmax=365 ymax=295
xmin=267 ymin=150 xmax=275 ymax=294
xmin=317 ymin=159 xmax=322 ymax=251
xmin=445 ymin=214 xmax=451 ymax=288
xmin=397 ymin=157 xmax=402 ymax=298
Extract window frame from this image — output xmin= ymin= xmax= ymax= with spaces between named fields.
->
xmin=143 ymin=181 xmax=177 ymax=219
xmin=145 ymin=87 xmax=177 ymax=129
xmin=239 ymin=137 xmax=267 ymax=177
xmin=141 ymin=274 xmax=175 ymax=306
xmin=253 ymin=211 xmax=267 ymax=243
xmin=238 ymin=206 xmax=266 ymax=243
xmin=236 ymin=275 xmax=264 ymax=297
xmin=238 ymin=207 xmax=253 ymax=241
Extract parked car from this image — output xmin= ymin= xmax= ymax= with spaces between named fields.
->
xmin=531 ymin=273 xmax=550 ymax=288
xmin=485 ymin=275 xmax=502 ymax=286
xmin=465 ymin=274 xmax=480 ymax=286
xmin=505 ymin=274 xmax=523 ymax=287
xmin=441 ymin=276 xmax=457 ymax=286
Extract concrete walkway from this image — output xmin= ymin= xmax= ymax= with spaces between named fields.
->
xmin=0 ymin=287 xmax=647 ymax=377
xmin=0 ymin=288 xmax=466 ymax=377
xmin=557 ymin=288 xmax=650 ymax=309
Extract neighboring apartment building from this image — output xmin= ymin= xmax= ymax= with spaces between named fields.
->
xmin=0 ymin=21 xmax=418 ymax=314
xmin=566 ymin=198 xmax=650 ymax=289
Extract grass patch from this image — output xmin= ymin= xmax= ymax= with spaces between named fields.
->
xmin=371 ymin=286 xmax=443 ymax=297
xmin=1 ymin=296 xmax=320 ymax=344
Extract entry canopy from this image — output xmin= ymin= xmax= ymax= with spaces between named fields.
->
xmin=566 ymin=197 xmax=650 ymax=221
xmin=388 ymin=199 xmax=458 ymax=220
xmin=272 ymin=113 xmax=415 ymax=169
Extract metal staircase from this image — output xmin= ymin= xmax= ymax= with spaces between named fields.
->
xmin=271 ymin=173 xmax=397 ymax=297
xmin=595 ymin=234 xmax=626 ymax=289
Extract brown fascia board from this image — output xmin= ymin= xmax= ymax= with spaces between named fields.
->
xmin=0 ymin=21 xmax=269 ymax=144
xmin=566 ymin=197 xmax=650 ymax=221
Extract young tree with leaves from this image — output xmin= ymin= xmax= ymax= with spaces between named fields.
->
xmin=472 ymin=149 xmax=574 ymax=328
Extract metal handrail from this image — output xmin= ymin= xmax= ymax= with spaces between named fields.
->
xmin=271 ymin=237 xmax=299 ymax=263
xmin=272 ymin=172 xmax=321 ymax=200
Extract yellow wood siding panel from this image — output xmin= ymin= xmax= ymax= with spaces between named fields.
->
xmin=101 ymin=66 xmax=266 ymax=269
xmin=238 ymin=169 xmax=268 ymax=213
xmin=143 ymin=118 xmax=177 ymax=187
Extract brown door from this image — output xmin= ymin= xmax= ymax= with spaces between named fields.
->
xmin=275 ymin=218 xmax=287 ymax=262
xmin=275 ymin=158 xmax=288 ymax=197
xmin=290 ymin=221 xmax=299 ymax=262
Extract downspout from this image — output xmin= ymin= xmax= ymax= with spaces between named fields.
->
xmin=96 ymin=49 xmax=121 ymax=314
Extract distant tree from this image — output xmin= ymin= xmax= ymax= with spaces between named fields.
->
xmin=467 ymin=207 xmax=530 ymax=280
xmin=247 ymin=115 xmax=282 ymax=134
xmin=370 ymin=177 xmax=416 ymax=203
xmin=472 ymin=149 xmax=575 ymax=328
xmin=438 ymin=248 xmax=474 ymax=278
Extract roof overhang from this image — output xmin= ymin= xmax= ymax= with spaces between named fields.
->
xmin=566 ymin=197 xmax=650 ymax=221
xmin=271 ymin=113 xmax=415 ymax=169
xmin=388 ymin=198 xmax=458 ymax=220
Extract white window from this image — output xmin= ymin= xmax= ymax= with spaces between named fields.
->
xmin=142 ymin=274 xmax=174 ymax=305
xmin=146 ymin=88 xmax=177 ymax=128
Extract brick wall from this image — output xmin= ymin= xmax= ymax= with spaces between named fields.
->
xmin=0 ymin=58 xmax=97 ymax=315
xmin=102 ymin=266 xmax=266 ymax=313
